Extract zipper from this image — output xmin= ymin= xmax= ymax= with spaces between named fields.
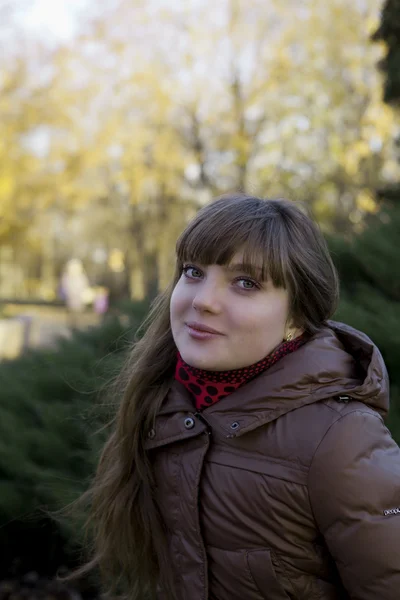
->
xmin=192 ymin=412 xmax=211 ymax=599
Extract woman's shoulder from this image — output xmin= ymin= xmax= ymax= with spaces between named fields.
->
xmin=269 ymin=396 xmax=388 ymax=472
xmin=302 ymin=397 xmax=398 ymax=477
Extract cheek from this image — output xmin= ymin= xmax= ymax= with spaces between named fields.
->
xmin=169 ymin=288 xmax=179 ymax=323
xmin=170 ymin=281 xmax=188 ymax=321
xmin=237 ymin=295 xmax=289 ymax=334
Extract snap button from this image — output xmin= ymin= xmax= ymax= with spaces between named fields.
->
xmin=184 ymin=417 xmax=195 ymax=429
xmin=230 ymin=421 xmax=240 ymax=430
xmin=335 ymin=396 xmax=351 ymax=403
xmin=148 ymin=428 xmax=156 ymax=439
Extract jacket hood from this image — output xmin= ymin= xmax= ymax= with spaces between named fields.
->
xmin=160 ymin=320 xmax=389 ymax=440
xmin=323 ymin=320 xmax=389 ymax=414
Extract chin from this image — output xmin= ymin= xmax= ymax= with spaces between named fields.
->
xmin=179 ymin=349 xmax=217 ymax=371
xmin=186 ymin=356 xmax=233 ymax=372
xmin=182 ymin=354 xmax=211 ymax=370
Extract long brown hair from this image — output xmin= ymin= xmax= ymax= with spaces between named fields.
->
xmin=77 ymin=195 xmax=339 ymax=599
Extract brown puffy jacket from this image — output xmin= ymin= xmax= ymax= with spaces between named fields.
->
xmin=145 ymin=321 xmax=400 ymax=599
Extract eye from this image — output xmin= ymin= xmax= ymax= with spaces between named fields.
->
xmin=235 ymin=277 xmax=260 ymax=290
xmin=182 ymin=264 xmax=203 ymax=279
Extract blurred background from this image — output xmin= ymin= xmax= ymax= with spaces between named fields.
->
xmin=0 ymin=0 xmax=399 ymax=598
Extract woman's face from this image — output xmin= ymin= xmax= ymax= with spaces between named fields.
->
xmin=170 ymin=252 xmax=292 ymax=371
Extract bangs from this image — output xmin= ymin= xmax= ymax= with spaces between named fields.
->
xmin=176 ymin=200 xmax=288 ymax=287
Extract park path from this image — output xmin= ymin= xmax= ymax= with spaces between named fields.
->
xmin=0 ymin=305 xmax=101 ymax=360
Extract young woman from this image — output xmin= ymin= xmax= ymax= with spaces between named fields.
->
xmin=84 ymin=195 xmax=400 ymax=600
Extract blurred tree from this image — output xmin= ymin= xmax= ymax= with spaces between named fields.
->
xmin=76 ymin=0 xmax=399 ymax=230
xmin=0 ymin=59 xmax=41 ymax=243
xmin=331 ymin=0 xmax=400 ymax=439
xmin=1 ymin=0 xmax=400 ymax=299
xmin=373 ymin=0 xmax=400 ymax=104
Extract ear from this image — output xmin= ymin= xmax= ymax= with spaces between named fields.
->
xmin=284 ymin=317 xmax=294 ymax=342
xmin=284 ymin=320 xmax=304 ymax=342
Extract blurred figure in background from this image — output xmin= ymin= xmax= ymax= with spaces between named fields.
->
xmin=93 ymin=286 xmax=109 ymax=318
xmin=60 ymin=259 xmax=90 ymax=327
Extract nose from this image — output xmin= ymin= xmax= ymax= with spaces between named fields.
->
xmin=192 ymin=280 xmax=222 ymax=313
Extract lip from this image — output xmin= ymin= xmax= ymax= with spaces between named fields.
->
xmin=185 ymin=321 xmax=224 ymax=336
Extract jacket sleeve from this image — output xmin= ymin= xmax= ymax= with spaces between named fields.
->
xmin=308 ymin=409 xmax=400 ymax=600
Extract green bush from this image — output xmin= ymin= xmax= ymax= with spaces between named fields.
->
xmin=329 ymin=199 xmax=400 ymax=442
xmin=0 ymin=301 xmax=149 ymax=580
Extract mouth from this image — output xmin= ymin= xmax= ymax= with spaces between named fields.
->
xmin=185 ymin=321 xmax=224 ymax=335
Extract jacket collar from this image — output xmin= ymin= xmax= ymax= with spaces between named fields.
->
xmin=146 ymin=321 xmax=389 ymax=448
